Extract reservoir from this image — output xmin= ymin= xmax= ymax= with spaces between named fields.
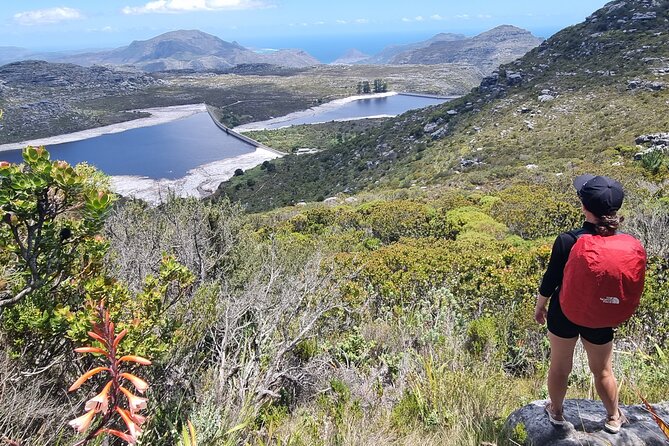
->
xmin=0 ymin=93 xmax=452 ymax=181
xmin=236 ymin=93 xmax=453 ymax=131
xmin=0 ymin=112 xmax=255 ymax=180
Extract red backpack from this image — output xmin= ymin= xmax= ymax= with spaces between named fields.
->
xmin=560 ymin=232 xmax=647 ymax=328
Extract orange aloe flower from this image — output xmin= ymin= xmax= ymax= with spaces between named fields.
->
xmin=69 ymin=302 xmax=151 ymax=445
xmin=74 ymin=346 xmax=109 ymax=357
xmin=116 ymin=407 xmax=143 ymax=439
xmin=118 ymin=355 xmax=152 ymax=366
xmin=119 ymin=386 xmax=148 ymax=412
xmin=68 ymin=367 xmax=109 ymax=392
xmin=68 ymin=409 xmax=96 ymax=433
xmin=99 ymin=428 xmax=136 ymax=444
xmin=84 ymin=380 xmax=113 ymax=414
xmin=120 ymin=372 xmax=149 ymax=393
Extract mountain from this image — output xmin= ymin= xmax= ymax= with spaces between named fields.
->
xmin=0 ymin=47 xmax=34 ymax=66
xmin=361 ymin=33 xmax=467 ymax=64
xmin=216 ymin=0 xmax=669 ymax=211
xmin=57 ymin=30 xmax=321 ymax=72
xmin=0 ymin=60 xmax=162 ymax=143
xmin=331 ymin=49 xmax=371 ymax=65
xmin=388 ymin=25 xmax=544 ymax=74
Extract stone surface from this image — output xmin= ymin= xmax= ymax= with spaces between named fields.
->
xmin=504 ymin=399 xmax=669 ymax=446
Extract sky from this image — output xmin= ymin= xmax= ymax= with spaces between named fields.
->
xmin=0 ymin=1 xmax=612 ymax=62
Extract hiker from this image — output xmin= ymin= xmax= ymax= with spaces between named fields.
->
xmin=534 ymin=175 xmax=646 ymax=434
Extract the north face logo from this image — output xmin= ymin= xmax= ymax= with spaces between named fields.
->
xmin=600 ymin=296 xmax=620 ymax=305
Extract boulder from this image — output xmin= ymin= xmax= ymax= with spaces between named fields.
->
xmin=503 ymin=399 xmax=669 ymax=446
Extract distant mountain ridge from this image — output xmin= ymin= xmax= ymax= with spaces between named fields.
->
xmin=330 ymin=26 xmax=543 ymax=74
xmin=54 ymin=30 xmax=320 ymax=72
xmin=361 ymin=32 xmax=467 ymax=65
xmin=386 ymin=25 xmax=543 ymax=74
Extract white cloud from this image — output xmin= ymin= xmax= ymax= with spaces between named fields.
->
xmin=401 ymin=17 xmax=411 ymax=22
xmin=414 ymin=15 xmax=424 ymax=22
xmin=430 ymin=14 xmax=444 ymax=21
xmin=477 ymin=14 xmax=492 ymax=19
xmin=355 ymin=18 xmax=369 ymax=24
xmin=314 ymin=21 xmax=325 ymax=25
xmin=336 ymin=19 xmax=348 ymax=24
xmin=14 ymin=7 xmax=83 ymax=26
xmin=455 ymin=14 xmax=470 ymax=19
xmin=122 ymin=0 xmax=269 ymax=14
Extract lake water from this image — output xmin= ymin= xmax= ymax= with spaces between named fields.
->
xmin=0 ymin=113 xmax=255 ymax=180
xmin=0 ymin=94 xmax=451 ymax=180
xmin=258 ymin=94 xmax=451 ymax=130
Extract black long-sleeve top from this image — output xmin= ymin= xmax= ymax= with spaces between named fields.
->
xmin=538 ymin=221 xmax=597 ymax=298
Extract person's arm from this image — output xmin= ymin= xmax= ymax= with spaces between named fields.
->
xmin=535 ymin=233 xmax=572 ymax=325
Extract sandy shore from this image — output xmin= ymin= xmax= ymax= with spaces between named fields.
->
xmin=0 ymin=104 xmax=207 ymax=152
xmin=234 ymin=91 xmax=398 ymax=132
xmin=111 ymin=146 xmax=281 ymax=204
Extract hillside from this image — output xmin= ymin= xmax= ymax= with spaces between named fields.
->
xmin=57 ymin=30 xmax=321 ymax=71
xmin=216 ymin=0 xmax=669 ymax=211
xmin=0 ymin=61 xmax=162 ymax=143
xmin=331 ymin=49 xmax=371 ymax=65
xmin=389 ymin=25 xmax=544 ymax=74
xmin=360 ymin=33 xmax=467 ymax=64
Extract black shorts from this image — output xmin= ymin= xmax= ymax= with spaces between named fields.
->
xmin=547 ymin=295 xmax=614 ymax=345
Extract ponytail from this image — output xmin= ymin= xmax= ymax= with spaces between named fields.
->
xmin=595 ymin=214 xmax=624 ymax=236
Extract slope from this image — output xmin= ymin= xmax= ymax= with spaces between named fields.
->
xmin=215 ymin=0 xmax=669 ymax=212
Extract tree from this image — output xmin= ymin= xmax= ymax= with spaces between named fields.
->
xmin=0 ymin=146 xmax=113 ymax=309
xmin=373 ymin=79 xmax=388 ymax=93
xmin=234 ymin=168 xmax=244 ymax=176
xmin=362 ymin=81 xmax=371 ymax=94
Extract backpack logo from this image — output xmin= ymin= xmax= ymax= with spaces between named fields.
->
xmin=600 ymin=296 xmax=620 ymax=305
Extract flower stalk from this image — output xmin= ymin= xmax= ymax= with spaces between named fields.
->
xmin=68 ymin=302 xmax=151 ymax=445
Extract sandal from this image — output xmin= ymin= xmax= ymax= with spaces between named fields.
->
xmin=604 ymin=409 xmax=628 ymax=434
xmin=545 ymin=402 xmax=568 ymax=426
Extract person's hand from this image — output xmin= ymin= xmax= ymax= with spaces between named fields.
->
xmin=534 ymin=295 xmax=548 ymax=325
xmin=534 ymin=304 xmax=547 ymax=325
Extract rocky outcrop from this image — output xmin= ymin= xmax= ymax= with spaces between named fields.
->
xmin=0 ymin=61 xmax=161 ymax=144
xmin=388 ymin=26 xmax=543 ymax=75
xmin=503 ymin=399 xmax=669 ymax=446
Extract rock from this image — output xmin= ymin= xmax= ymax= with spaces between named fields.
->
xmin=526 ymin=164 xmax=538 ymax=169
xmin=431 ymin=125 xmax=450 ymax=140
xmin=507 ymin=72 xmax=523 ymax=85
xmin=504 ymin=399 xmax=669 ymax=446
xmin=323 ymin=197 xmax=338 ymax=205
xmin=344 ymin=197 xmax=358 ymax=204
xmin=539 ymin=94 xmax=555 ymax=102
xmin=460 ymin=158 xmax=482 ymax=168
xmin=423 ymin=122 xmax=439 ymax=133
xmin=628 ymin=79 xmax=666 ymax=91
xmin=296 ymin=201 xmax=307 ymax=206
xmin=447 ymin=109 xmax=458 ymax=116
xmin=635 ymin=133 xmax=669 ymax=147
xmin=632 ymin=12 xmax=657 ymax=20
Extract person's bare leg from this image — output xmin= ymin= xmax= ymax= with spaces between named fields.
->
xmin=582 ymin=339 xmax=618 ymax=418
xmin=548 ymin=332 xmax=579 ymax=415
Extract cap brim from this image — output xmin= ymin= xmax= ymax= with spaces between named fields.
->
xmin=573 ymin=174 xmax=596 ymax=191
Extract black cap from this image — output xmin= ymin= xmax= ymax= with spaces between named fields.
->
xmin=573 ymin=174 xmax=624 ymax=216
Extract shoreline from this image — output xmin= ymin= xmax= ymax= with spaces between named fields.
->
xmin=0 ymin=104 xmax=207 ymax=153
xmin=234 ymin=91 xmax=398 ymax=132
xmin=110 ymin=146 xmax=281 ymax=204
